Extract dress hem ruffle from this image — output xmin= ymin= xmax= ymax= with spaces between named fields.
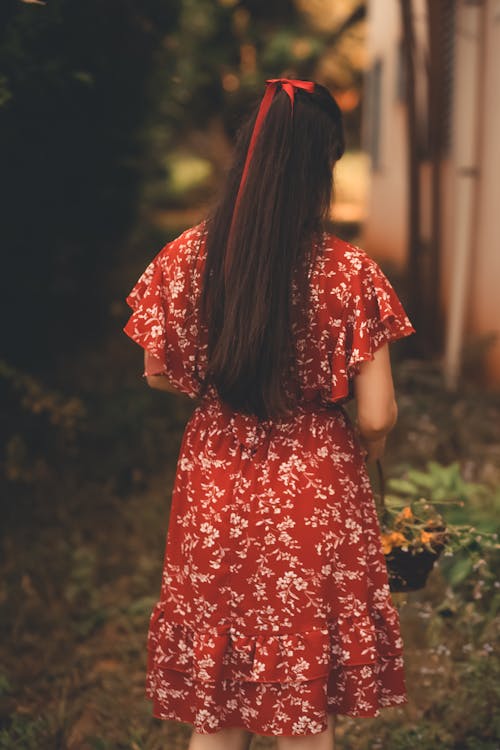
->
xmin=145 ymin=659 xmax=409 ymax=736
xmin=146 ymin=602 xmax=404 ymax=684
xmin=144 ymin=602 xmax=408 ymax=735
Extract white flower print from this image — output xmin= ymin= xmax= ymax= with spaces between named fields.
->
xmin=123 ymin=221 xmax=415 ymax=736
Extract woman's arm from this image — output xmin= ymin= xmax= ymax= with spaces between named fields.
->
xmin=144 ymin=351 xmax=184 ymax=394
xmin=352 ymin=342 xmax=398 ymax=462
xmin=146 ymin=374 xmax=184 ymax=393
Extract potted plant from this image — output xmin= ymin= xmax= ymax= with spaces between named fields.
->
xmin=373 ymin=460 xmax=498 ymax=592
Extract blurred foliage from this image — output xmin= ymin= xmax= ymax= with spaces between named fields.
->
xmin=0 ymin=358 xmax=85 ymax=487
xmin=0 ymin=0 xmax=366 ymax=379
xmin=0 ymin=0 xmax=182 ymax=373
xmin=386 ymin=460 xmax=487 ymax=504
xmin=163 ymin=0 xmax=365 ymax=135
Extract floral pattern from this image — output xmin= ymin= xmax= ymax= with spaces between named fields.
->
xmin=123 ymin=220 xmax=416 ymax=736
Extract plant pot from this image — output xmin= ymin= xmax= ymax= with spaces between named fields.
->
xmin=385 ymin=541 xmax=446 ymax=592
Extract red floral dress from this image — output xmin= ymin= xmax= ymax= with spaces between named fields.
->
xmin=123 ymin=220 xmax=416 ymax=737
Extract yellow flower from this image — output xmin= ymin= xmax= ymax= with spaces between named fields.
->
xmin=420 ymin=530 xmax=434 ymax=545
xmin=395 ymin=505 xmax=414 ymax=524
xmin=381 ymin=534 xmax=392 ymax=554
xmin=390 ymin=531 xmax=408 ymax=547
xmin=381 ymin=531 xmax=408 ymax=553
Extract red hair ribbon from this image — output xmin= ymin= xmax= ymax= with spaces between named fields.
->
xmin=224 ymin=78 xmax=316 ymax=282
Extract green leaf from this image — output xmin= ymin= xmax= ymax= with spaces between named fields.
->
xmin=386 ymin=478 xmax=419 ymax=496
xmin=407 ymin=468 xmax=437 ymax=489
xmin=445 ymin=555 xmax=474 ymax=586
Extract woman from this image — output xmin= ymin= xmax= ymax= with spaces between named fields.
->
xmin=123 ymin=78 xmax=415 ymax=749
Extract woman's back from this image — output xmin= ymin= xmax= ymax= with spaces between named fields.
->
xmin=122 ymin=77 xmax=415 ymax=740
xmin=123 ymin=222 xmax=414 ymax=736
xmin=124 ymin=219 xmax=414 ymax=417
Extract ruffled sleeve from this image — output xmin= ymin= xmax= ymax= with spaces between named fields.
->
xmin=329 ymin=251 xmax=415 ymax=402
xmin=123 ymin=230 xmax=206 ymax=400
xmin=123 ymin=249 xmax=170 ymax=378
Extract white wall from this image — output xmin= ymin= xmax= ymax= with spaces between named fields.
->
xmin=469 ymin=0 xmax=500 ymax=382
xmin=361 ymin=0 xmax=407 ymax=266
xmin=362 ymin=0 xmax=500 ymax=386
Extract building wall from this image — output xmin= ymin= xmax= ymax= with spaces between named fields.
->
xmin=362 ymin=0 xmax=500 ymax=387
xmin=361 ymin=0 xmax=407 ymax=266
xmin=470 ymin=0 xmax=500 ymax=383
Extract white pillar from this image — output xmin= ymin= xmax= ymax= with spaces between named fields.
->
xmin=443 ymin=0 xmax=484 ymax=390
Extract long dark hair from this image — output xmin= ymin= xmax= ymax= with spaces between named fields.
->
xmin=198 ymin=80 xmax=345 ymax=421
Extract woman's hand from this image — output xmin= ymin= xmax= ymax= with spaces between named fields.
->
xmin=353 ymin=420 xmax=387 ymax=462
xmin=359 ymin=433 xmax=387 ymax=462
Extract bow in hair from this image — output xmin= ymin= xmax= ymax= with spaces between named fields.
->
xmin=224 ymin=78 xmax=316 ymax=282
